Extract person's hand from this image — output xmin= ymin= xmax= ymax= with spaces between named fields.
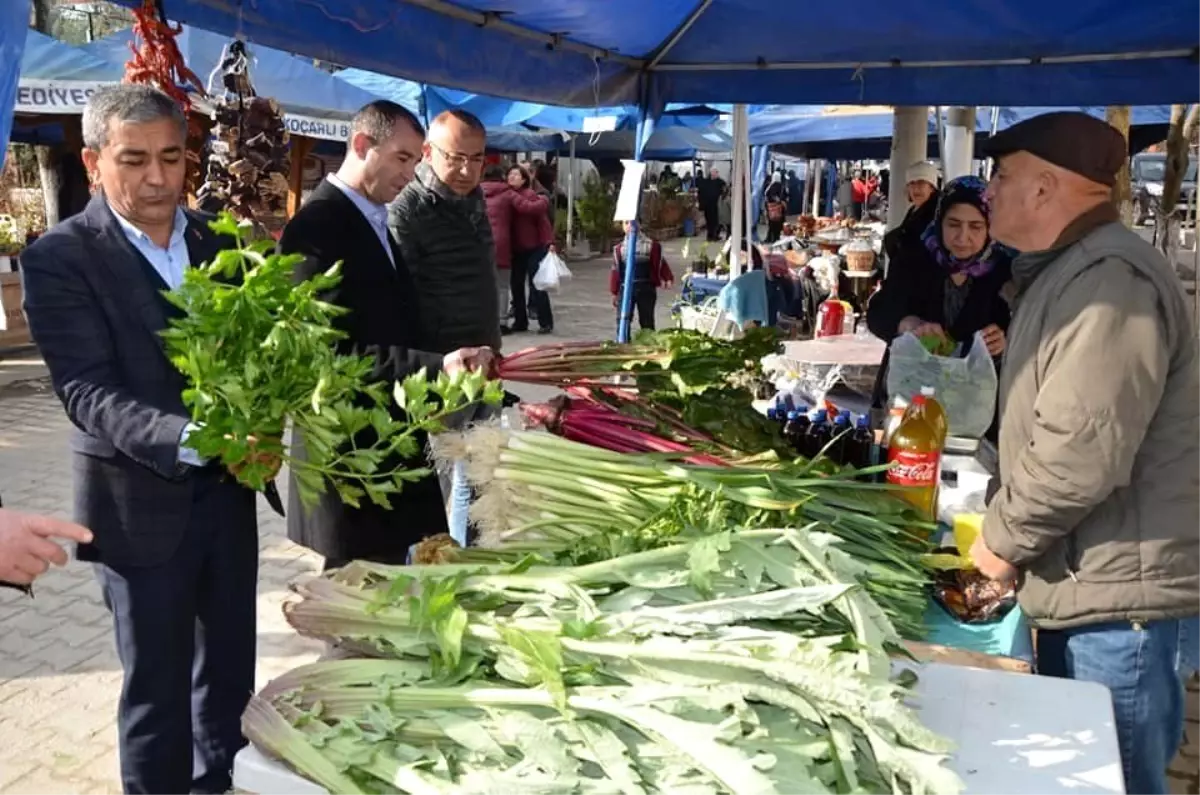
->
xmin=444 ymin=347 xmax=495 ymax=377
xmin=612 ymin=295 xmax=619 ymax=308
xmin=0 ymin=509 xmax=93 ymax=586
xmin=981 ymin=324 xmax=1006 ymax=357
xmin=898 ymin=316 xmax=946 ymax=339
xmin=970 ymin=534 xmax=1018 ymax=583
xmin=663 ymin=280 xmax=674 ymax=290
xmin=226 ymin=434 xmax=283 ymax=482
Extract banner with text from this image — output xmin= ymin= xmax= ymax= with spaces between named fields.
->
xmin=16 ymin=80 xmax=353 ymax=143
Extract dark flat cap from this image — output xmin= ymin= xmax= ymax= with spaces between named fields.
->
xmin=980 ymin=111 xmax=1126 ymax=186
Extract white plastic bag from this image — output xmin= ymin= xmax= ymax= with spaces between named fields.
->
xmin=533 ymin=250 xmax=570 ymax=292
xmin=886 ymin=331 xmax=998 ymax=438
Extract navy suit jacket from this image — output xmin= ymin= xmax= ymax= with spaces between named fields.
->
xmin=20 ymin=195 xmax=257 ymax=567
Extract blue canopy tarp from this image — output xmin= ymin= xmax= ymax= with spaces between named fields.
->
xmin=749 ymin=106 xmax=1174 ymax=159
xmin=0 ymin=0 xmax=29 ymax=166
xmin=80 ymin=24 xmax=382 ymax=140
xmin=21 ymin=29 xmax=117 ymax=82
xmin=560 ymin=126 xmax=734 ymax=161
xmin=102 ymin=0 xmax=1198 ymax=107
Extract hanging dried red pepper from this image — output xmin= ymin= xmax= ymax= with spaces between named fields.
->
xmin=123 ymin=0 xmax=208 ymax=193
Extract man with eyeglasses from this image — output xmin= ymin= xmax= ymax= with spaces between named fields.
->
xmin=390 ymin=109 xmax=501 ymax=355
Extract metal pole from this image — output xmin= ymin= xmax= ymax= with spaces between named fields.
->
xmin=617 ymin=111 xmax=652 ymax=343
xmin=565 ymin=135 xmax=576 ymax=251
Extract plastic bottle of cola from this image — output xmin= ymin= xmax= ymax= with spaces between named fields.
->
xmin=886 ymin=395 xmax=941 ymax=522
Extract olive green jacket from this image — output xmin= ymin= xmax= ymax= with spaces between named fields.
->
xmin=982 ymin=204 xmax=1200 ymax=629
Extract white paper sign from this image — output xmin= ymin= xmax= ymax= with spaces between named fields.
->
xmin=15 ymin=79 xmax=107 ymax=114
xmin=581 ymin=115 xmax=619 ymax=133
xmin=613 ymin=159 xmax=646 ymax=223
xmin=282 ymin=113 xmax=351 ymax=142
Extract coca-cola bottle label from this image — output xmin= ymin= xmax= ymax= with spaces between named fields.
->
xmin=886 ymin=449 xmax=939 ymax=486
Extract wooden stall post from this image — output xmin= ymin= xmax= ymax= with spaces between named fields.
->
xmin=287 ymin=137 xmax=315 ymax=218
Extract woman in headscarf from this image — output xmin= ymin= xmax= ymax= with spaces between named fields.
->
xmin=867 ymin=176 xmax=1014 ymax=438
xmin=764 ymin=172 xmax=786 ymax=243
xmin=881 ymin=161 xmax=940 ymax=270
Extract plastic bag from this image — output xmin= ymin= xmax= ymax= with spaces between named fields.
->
xmin=533 ymin=250 xmax=570 ymax=292
xmin=886 ymin=331 xmax=997 ymax=438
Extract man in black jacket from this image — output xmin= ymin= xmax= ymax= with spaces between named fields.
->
xmin=280 ymin=101 xmax=492 ymax=570
xmin=389 ymin=109 xmax=501 ymax=354
xmin=21 ymin=84 xmax=267 ymax=795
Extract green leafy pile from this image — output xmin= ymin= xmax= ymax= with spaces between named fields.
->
xmin=160 ymin=213 xmax=502 ymax=508
xmin=436 ymin=427 xmax=933 ymax=639
xmin=918 ymin=334 xmax=955 ymax=357
xmin=498 ymin=328 xmax=787 ymax=455
xmin=248 ymin=527 xmax=962 ymax=794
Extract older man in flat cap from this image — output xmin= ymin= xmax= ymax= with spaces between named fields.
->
xmin=971 ymin=111 xmax=1199 ymax=795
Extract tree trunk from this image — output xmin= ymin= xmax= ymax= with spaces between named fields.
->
xmin=1154 ymin=105 xmax=1199 ymax=270
xmin=35 ymin=146 xmax=60 ymax=229
xmin=1106 ymin=106 xmax=1133 ymax=226
xmin=30 ymin=0 xmax=53 ymax=32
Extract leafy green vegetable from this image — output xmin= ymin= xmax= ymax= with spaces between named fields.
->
xmin=918 ymin=333 xmax=955 ymax=357
xmin=250 ymin=525 xmax=961 ymax=794
xmin=160 ymin=212 xmax=503 ymax=508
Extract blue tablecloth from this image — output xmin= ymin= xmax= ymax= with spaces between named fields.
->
xmin=923 ymin=600 xmax=1034 ymax=665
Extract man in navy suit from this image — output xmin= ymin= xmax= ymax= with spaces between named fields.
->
xmin=21 ymin=84 xmax=266 ymax=794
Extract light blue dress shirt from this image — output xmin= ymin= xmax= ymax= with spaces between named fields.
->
xmin=109 ymin=202 xmax=190 ymax=290
xmin=326 ymin=173 xmax=395 ymax=267
xmin=109 ymin=202 xmax=205 ymax=467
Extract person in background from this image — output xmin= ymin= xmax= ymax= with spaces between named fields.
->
xmin=21 ymin=84 xmax=269 ymax=794
xmin=611 ymin=220 xmax=674 ymax=330
xmin=480 ymin=165 xmax=514 ymax=330
xmin=0 ymin=507 xmax=92 ymax=586
xmin=764 ymin=172 xmax=786 ymax=243
xmin=717 ymin=183 xmax=733 ymax=239
xmin=786 ymin=169 xmax=804 ymax=215
xmin=881 ymin=161 xmax=940 ymax=268
xmin=697 ymin=166 xmax=726 ymax=241
xmin=280 ymin=101 xmax=492 ymax=572
xmin=506 ymin=164 xmax=554 ymax=334
xmin=868 ymin=175 xmax=1012 ymax=358
xmin=969 ymin=112 xmax=1199 ymax=795
xmin=390 ymin=109 xmax=500 ymax=353
xmin=850 ymin=169 xmax=878 ymax=220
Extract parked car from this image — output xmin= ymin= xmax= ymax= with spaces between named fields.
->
xmin=1131 ymin=153 xmax=1197 ymax=226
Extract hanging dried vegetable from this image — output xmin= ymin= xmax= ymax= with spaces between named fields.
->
xmin=123 ymin=0 xmax=208 ymax=191
xmin=196 ymin=40 xmax=291 ymax=222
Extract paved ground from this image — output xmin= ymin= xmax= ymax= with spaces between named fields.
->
xmin=0 ymin=245 xmax=1196 ymax=793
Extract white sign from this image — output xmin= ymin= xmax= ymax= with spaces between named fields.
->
xmin=613 ymin=159 xmax=646 ymax=222
xmin=581 ymin=115 xmax=619 ymax=133
xmin=282 ymin=113 xmax=350 ymax=143
xmin=15 ymin=79 xmax=107 ymax=114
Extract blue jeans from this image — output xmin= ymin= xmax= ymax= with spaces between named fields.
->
xmin=1036 ymin=617 xmax=1200 ymax=795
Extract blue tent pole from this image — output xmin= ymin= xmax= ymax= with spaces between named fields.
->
xmin=824 ymin=163 xmax=836 ymax=217
xmin=750 ymin=144 xmax=770 ymax=241
xmin=616 ymin=110 xmax=648 ymax=343
xmin=616 ymin=83 xmax=660 ymax=343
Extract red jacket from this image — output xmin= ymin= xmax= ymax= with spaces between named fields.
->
xmin=851 ymin=177 xmax=878 ymax=204
xmin=482 ymin=181 xmax=514 ymax=269
xmin=610 ymin=237 xmax=674 ymax=294
xmin=511 ymin=188 xmax=553 ymax=253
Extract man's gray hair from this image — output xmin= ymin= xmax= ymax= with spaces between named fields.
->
xmin=82 ymin=84 xmax=187 ymax=150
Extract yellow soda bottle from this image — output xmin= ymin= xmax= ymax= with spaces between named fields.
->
xmin=886 ymin=395 xmax=942 ymax=521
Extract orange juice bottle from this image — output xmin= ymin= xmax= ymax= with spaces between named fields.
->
xmin=916 ymin=386 xmax=949 ymax=448
xmin=886 ymin=395 xmax=941 ymax=521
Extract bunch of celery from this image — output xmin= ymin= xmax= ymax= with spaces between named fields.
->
xmin=247 ymin=527 xmax=962 ymax=795
xmin=434 ymin=427 xmax=932 ymax=638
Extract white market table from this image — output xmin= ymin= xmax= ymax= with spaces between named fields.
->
xmin=231 ymin=661 xmax=1124 ymax=795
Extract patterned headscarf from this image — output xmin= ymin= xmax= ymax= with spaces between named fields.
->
xmin=921 ymin=175 xmax=1013 ymax=278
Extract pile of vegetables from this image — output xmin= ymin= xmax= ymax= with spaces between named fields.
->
xmin=433 ymin=427 xmax=933 ymax=639
xmin=500 ymin=329 xmax=786 ymax=455
xmin=520 ymin=387 xmax=747 ymax=467
xmin=197 ymin=40 xmax=291 ymax=220
xmin=247 ymin=525 xmax=962 ymax=794
xmin=918 ymin=334 xmax=955 ymax=357
xmin=160 ymin=213 xmax=502 ymax=507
